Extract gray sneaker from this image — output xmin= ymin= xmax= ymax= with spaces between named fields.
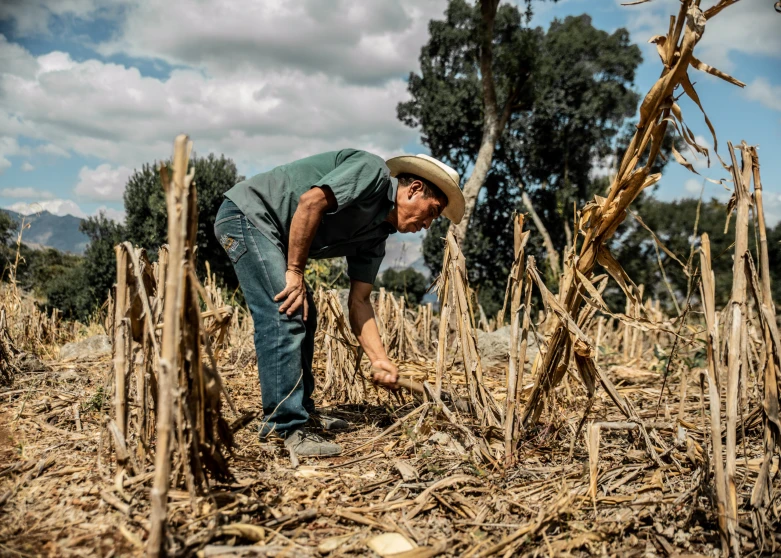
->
xmin=284 ymin=428 xmax=342 ymax=457
xmin=309 ymin=412 xmax=350 ymax=431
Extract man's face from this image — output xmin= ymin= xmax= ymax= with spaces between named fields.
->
xmin=394 ymin=180 xmax=445 ymax=234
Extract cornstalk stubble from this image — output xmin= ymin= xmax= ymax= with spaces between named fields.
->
xmin=148 ymin=134 xmax=194 ymax=557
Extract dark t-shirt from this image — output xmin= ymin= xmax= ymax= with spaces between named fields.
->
xmin=224 ymin=149 xmax=397 ymax=284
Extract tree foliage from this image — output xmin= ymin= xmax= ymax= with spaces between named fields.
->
xmin=0 ymin=210 xmax=16 ymax=247
xmin=611 ymin=197 xmax=781 ymax=310
xmin=379 ymin=267 xmax=429 ymax=305
xmin=79 ymin=213 xmax=127 ymax=317
xmin=412 ymin=7 xmax=643 ymax=313
xmin=124 ymin=153 xmax=244 ymax=288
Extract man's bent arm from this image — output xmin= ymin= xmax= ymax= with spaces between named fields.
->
xmin=275 ymin=186 xmax=337 ymax=317
xmin=287 ymin=186 xmax=336 ymax=273
xmin=348 ymin=279 xmax=398 ymax=386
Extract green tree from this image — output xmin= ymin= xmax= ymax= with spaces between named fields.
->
xmin=0 ymin=210 xmax=16 ymax=246
xmin=123 ymin=153 xmax=244 ymax=288
xmin=610 ymin=197 xmax=781 ymax=311
xmin=380 ymin=267 xmax=429 ymax=305
xmin=15 ymin=247 xmax=80 ymax=295
xmin=0 ymin=210 xmax=18 ymax=277
xmin=43 ymin=263 xmax=92 ymax=320
xmin=416 ymin=11 xmax=643 ymax=310
xmin=80 ymin=213 xmax=126 ymax=316
xmin=398 ymin=0 xmax=544 ymax=241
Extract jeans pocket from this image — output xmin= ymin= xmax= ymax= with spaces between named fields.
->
xmin=214 ymin=215 xmax=248 ymax=264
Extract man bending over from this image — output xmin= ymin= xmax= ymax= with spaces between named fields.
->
xmin=214 ymin=150 xmax=464 ymax=457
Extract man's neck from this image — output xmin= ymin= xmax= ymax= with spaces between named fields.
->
xmin=384 ymin=208 xmax=399 ymax=229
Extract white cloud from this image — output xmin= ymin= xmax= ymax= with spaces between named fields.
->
xmin=384 ymin=232 xmax=424 ymax=270
xmin=35 ymin=143 xmax=71 ymax=158
xmin=6 ymin=199 xmax=87 ymax=218
xmin=20 ymin=161 xmax=34 ymax=171
xmin=0 ymin=35 xmax=422 ymax=174
xmin=619 ymin=0 xmax=781 ymax=73
xmin=0 ymin=187 xmax=54 ymax=199
xmin=0 ymin=0 xmax=115 ymax=36
xmin=0 ymin=136 xmax=28 ymax=174
xmin=684 ymin=178 xmax=703 ymax=195
xmin=744 ymin=77 xmax=781 ymax=114
xmin=95 ymin=206 xmax=126 ymax=223
xmin=75 ymin=163 xmax=133 ymax=201
xmin=98 ymin=0 xmax=447 ymax=85
xmin=760 ymin=193 xmax=781 ymax=228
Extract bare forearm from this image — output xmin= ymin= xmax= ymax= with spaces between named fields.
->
xmin=287 ymin=203 xmax=321 ymax=273
xmin=275 ymin=187 xmax=335 ymax=318
xmin=349 ymin=300 xmax=387 ymax=363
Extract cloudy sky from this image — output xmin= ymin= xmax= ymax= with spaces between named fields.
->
xmin=0 ymin=0 xmax=779 ymax=266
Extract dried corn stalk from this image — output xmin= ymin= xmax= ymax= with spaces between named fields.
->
xmin=520 ymin=0 xmax=745 ymax=429
xmin=99 ymin=136 xmax=236 ymax=557
xmin=414 ymin=302 xmax=433 ymax=352
xmin=742 ymin=145 xmax=781 ymax=552
xmin=320 ymin=289 xmax=370 ymax=404
xmin=437 ymin=231 xmax=501 ymax=427
xmin=0 ymin=309 xmax=19 ymax=386
xmin=721 ymin=141 xmax=752 ymax=556
xmin=699 ymin=233 xmax=729 ymax=554
xmin=504 ymin=213 xmax=529 ymax=466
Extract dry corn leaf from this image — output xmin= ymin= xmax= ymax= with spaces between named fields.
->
xmin=218 ymin=523 xmax=265 ymax=542
xmin=295 ymin=466 xmax=328 ymax=478
xmin=318 ymin=533 xmax=354 ymax=554
xmin=393 ymin=460 xmax=419 ymax=482
xmin=626 ymin=210 xmax=688 ymax=270
xmin=367 ymin=533 xmax=415 ymax=556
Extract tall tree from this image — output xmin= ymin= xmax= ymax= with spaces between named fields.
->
xmin=398 ymin=0 xmax=542 ymax=241
xmin=417 ymin=12 xmax=643 ymax=305
xmin=80 ymin=213 xmax=126 ymax=311
xmin=124 ymin=153 xmax=244 ymax=288
xmin=513 ymin=15 xmax=642 ymax=257
xmin=0 ymin=210 xmax=16 ymax=246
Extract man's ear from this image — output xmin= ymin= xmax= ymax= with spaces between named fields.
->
xmin=408 ymin=180 xmax=424 ymax=198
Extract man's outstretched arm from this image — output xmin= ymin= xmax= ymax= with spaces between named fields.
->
xmin=275 ymin=186 xmax=337 ymax=318
xmin=348 ymin=279 xmax=398 ymax=386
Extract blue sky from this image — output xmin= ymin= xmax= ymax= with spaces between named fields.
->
xmin=0 ymin=0 xmax=779 ymax=267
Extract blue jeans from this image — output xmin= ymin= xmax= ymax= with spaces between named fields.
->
xmin=214 ymin=199 xmax=316 ymax=438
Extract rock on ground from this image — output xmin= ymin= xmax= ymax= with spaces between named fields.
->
xmin=475 ymin=325 xmax=539 ymax=364
xmin=59 ymin=335 xmax=112 ymax=361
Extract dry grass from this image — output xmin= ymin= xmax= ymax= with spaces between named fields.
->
xmin=1 ymin=298 xmax=777 ymax=556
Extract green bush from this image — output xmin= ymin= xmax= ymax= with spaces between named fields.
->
xmin=379 ymin=267 xmax=428 ymax=305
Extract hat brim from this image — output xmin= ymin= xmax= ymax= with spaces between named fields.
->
xmin=386 ymin=156 xmax=465 ymax=225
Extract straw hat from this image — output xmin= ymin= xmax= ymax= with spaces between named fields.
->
xmin=385 ymin=154 xmax=465 ymax=224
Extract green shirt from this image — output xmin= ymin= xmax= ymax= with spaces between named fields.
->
xmin=225 ymin=149 xmax=397 ymax=284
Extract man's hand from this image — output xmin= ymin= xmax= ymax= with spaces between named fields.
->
xmin=371 ymin=358 xmax=398 ymax=387
xmin=274 ymin=269 xmax=309 ymax=320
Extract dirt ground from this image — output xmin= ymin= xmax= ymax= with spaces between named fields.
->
xmin=2 ymin=338 xmax=776 ymax=558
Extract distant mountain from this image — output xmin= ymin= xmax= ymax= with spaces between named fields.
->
xmin=2 ymin=209 xmax=89 ymax=255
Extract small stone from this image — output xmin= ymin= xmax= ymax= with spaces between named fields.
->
xmin=16 ymin=353 xmax=48 ymax=372
xmin=318 ymin=533 xmax=352 ymax=554
xmin=59 ymin=335 xmax=112 ymax=361
xmin=366 ymin=533 xmax=414 ymax=556
xmin=475 ymin=326 xmax=539 ymax=365
xmin=428 ymin=431 xmax=451 ymax=446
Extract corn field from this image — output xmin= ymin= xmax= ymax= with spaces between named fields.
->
xmin=1 ymin=1 xmax=780 ymax=556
